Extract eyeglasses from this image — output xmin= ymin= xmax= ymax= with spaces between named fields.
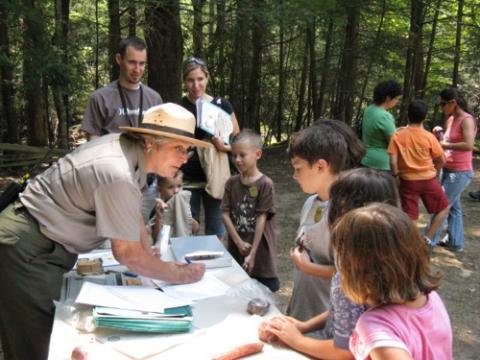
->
xmin=439 ymin=100 xmax=454 ymax=107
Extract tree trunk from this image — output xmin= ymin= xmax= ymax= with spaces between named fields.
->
xmin=355 ymin=0 xmax=386 ymax=121
xmin=333 ymin=2 xmax=360 ymax=124
xmin=274 ymin=1 xmax=285 ymax=141
xmin=0 ymin=1 xmax=18 ymax=143
xmin=128 ymin=2 xmax=136 ymax=37
xmin=23 ymin=0 xmax=48 ymax=146
xmin=95 ymin=0 xmax=100 ymax=89
xmin=108 ymin=0 xmax=121 ymax=81
xmin=399 ymin=0 xmax=425 ymax=124
xmin=145 ymin=0 xmax=183 ymax=102
xmin=294 ymin=27 xmax=309 ymax=132
xmin=245 ymin=0 xmax=264 ymax=132
xmin=307 ymin=21 xmax=317 ymax=123
xmin=452 ymin=0 xmax=463 ymax=87
xmin=215 ymin=0 xmax=226 ymax=96
xmin=52 ymin=0 xmax=70 ymax=149
xmin=205 ymin=0 xmax=216 ymax=90
xmin=317 ymin=17 xmax=334 ymax=118
xmin=229 ymin=1 xmax=248 ymax=128
xmin=420 ymin=0 xmax=442 ymax=98
xmin=192 ymin=0 xmax=205 ymax=57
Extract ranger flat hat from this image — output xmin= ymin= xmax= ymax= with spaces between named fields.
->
xmin=120 ymin=103 xmax=212 ymax=148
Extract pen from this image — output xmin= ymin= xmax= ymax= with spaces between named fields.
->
xmin=123 ymin=271 xmax=138 ymax=278
xmin=105 ymin=270 xmax=138 ymax=277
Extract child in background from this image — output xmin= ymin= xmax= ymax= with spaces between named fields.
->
xmin=259 ymin=168 xmax=399 ymax=359
xmin=151 ymin=171 xmax=199 ymax=240
xmin=332 ymin=203 xmax=452 ymax=359
xmin=286 ymin=120 xmax=365 ymax=337
xmin=221 ymin=129 xmax=279 ymax=292
xmin=388 ymin=99 xmax=449 ymax=245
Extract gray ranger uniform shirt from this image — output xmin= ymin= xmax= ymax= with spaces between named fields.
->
xmin=20 ymin=134 xmax=147 ymax=253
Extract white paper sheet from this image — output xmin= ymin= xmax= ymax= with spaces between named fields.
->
xmin=157 ymin=273 xmax=230 ymax=301
xmin=95 ymin=329 xmax=205 ymax=360
xmin=161 ymin=314 xmax=309 ymax=359
xmin=75 ymin=282 xmax=191 ymax=313
xmin=154 ymin=224 xmax=171 ymax=261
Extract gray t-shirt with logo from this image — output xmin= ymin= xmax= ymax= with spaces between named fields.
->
xmin=81 ymin=80 xmax=163 ymax=136
xmin=287 ymin=195 xmax=333 ymax=338
xmin=20 ymin=134 xmax=147 ymax=254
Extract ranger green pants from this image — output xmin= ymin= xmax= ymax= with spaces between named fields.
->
xmin=0 ymin=202 xmax=77 ymax=360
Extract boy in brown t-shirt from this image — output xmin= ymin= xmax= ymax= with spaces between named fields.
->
xmin=221 ymin=129 xmax=279 ymax=292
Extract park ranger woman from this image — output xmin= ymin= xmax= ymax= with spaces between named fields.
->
xmin=0 ymin=103 xmax=210 ymax=360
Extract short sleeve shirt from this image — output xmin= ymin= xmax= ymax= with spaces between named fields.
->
xmin=81 ymin=80 xmax=163 ymax=136
xmin=361 ymin=105 xmax=396 ymax=170
xmin=221 ymin=174 xmax=278 ymax=278
xmin=349 ymin=291 xmax=452 ymax=360
xmin=388 ymin=126 xmax=444 ymax=180
xmin=20 ymin=134 xmax=148 ymax=253
xmin=323 ymin=272 xmax=366 ymax=349
xmin=286 ymin=197 xmax=333 ymax=332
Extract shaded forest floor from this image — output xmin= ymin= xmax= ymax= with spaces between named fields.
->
xmin=258 ymin=144 xmax=480 ymax=359
xmin=0 ymin=144 xmax=478 ymax=358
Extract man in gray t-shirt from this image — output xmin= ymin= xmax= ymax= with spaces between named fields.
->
xmin=82 ymin=36 xmax=163 ymax=222
xmin=81 ymin=36 xmax=162 ymax=139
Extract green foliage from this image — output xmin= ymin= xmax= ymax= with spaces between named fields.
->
xmin=0 ymin=0 xmax=479 ymax=146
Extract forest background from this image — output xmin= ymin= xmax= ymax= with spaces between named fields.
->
xmin=0 ymin=0 xmax=479 ymax=358
xmin=0 ymin=0 xmax=479 ymax=149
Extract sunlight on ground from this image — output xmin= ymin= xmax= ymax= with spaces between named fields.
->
xmin=431 ymin=248 xmax=474 ymax=272
xmin=470 ymin=228 xmax=480 ymax=237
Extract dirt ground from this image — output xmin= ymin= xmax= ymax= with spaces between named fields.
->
xmin=259 ymin=144 xmax=480 ymax=359
xmin=0 ymin=144 xmax=478 ymax=358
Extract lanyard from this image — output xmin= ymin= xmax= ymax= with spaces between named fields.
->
xmin=117 ymin=81 xmax=144 ymax=127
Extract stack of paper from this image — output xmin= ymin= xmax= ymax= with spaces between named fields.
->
xmin=75 ymin=282 xmax=194 ymax=333
xmin=93 ymin=306 xmax=192 ymax=333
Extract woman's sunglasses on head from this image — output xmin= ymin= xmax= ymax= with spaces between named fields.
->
xmin=186 ymin=57 xmax=206 ymax=66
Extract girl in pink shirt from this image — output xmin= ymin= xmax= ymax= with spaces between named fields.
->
xmin=331 ymin=204 xmax=452 ymax=360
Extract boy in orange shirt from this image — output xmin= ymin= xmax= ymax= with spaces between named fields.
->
xmin=388 ymin=99 xmax=449 ymax=245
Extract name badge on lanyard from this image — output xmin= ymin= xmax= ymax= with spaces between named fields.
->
xmin=117 ymin=82 xmax=144 ymax=127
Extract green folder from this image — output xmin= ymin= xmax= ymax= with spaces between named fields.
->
xmin=93 ymin=305 xmax=193 ymax=333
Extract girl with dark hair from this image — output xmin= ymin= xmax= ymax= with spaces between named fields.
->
xmin=361 ymin=79 xmax=402 ymax=171
xmin=430 ymin=87 xmax=477 ymax=251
